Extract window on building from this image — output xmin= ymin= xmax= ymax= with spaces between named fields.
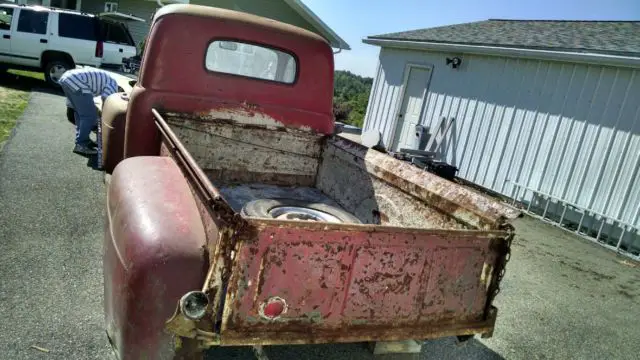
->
xmin=17 ymin=9 xmax=48 ymax=35
xmin=205 ymin=40 xmax=297 ymax=84
xmin=0 ymin=7 xmax=14 ymax=31
xmin=104 ymin=2 xmax=118 ymax=13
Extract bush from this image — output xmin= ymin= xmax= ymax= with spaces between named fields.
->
xmin=333 ymin=70 xmax=372 ymax=127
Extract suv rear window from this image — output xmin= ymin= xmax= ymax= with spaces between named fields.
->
xmin=205 ymin=40 xmax=297 ymax=84
xmin=58 ymin=13 xmax=98 ymax=41
xmin=101 ymin=21 xmax=134 ymax=46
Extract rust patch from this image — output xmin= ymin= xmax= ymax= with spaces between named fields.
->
xmin=165 ymin=114 xmax=323 ymax=187
xmin=220 ymin=306 xmax=498 ymax=346
xmin=205 ymin=169 xmax=315 ymax=187
xmin=316 ymin=145 xmax=468 ymax=229
xmin=326 ymin=137 xmax=521 ymax=230
xmin=220 ymin=220 xmax=507 ymax=343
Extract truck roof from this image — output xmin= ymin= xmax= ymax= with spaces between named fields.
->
xmin=153 ymin=4 xmax=330 ymax=48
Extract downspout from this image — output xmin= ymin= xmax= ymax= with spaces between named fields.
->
xmin=333 ymin=48 xmax=342 ymax=55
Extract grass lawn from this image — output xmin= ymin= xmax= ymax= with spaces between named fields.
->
xmin=0 ymin=69 xmax=46 ymax=146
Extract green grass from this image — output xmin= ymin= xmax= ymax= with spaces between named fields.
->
xmin=8 ymin=69 xmax=45 ymax=81
xmin=0 ymin=69 xmax=46 ymax=146
xmin=0 ymin=87 xmax=29 ymax=144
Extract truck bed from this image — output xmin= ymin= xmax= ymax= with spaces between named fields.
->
xmin=155 ymin=110 xmax=520 ymax=346
xmin=162 ymin=113 xmax=520 ymax=230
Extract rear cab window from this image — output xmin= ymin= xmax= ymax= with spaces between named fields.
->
xmin=0 ymin=7 xmax=14 ymax=31
xmin=205 ymin=40 xmax=297 ymax=84
xmin=58 ymin=13 xmax=98 ymax=41
xmin=17 ymin=8 xmax=48 ymax=34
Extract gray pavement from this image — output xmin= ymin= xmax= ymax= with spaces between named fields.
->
xmin=1 ymin=90 xmax=638 ymax=360
xmin=0 ymin=90 xmax=111 ymax=359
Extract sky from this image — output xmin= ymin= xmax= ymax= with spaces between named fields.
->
xmin=302 ymin=0 xmax=640 ymax=78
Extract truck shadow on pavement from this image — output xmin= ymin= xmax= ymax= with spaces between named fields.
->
xmin=0 ymin=70 xmax=47 ymax=92
xmin=204 ymin=337 xmax=504 ymax=360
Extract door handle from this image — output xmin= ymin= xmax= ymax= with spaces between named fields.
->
xmin=119 ymin=48 xmax=123 ymax=53
xmin=40 ymin=39 xmax=48 ymax=43
xmin=2 ymin=34 xmax=9 ymax=39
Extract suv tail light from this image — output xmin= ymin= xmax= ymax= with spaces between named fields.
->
xmin=95 ymin=40 xmax=104 ymax=58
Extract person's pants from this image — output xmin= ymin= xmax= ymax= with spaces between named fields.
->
xmin=60 ymin=82 xmax=97 ymax=147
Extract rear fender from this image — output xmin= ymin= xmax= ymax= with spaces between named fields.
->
xmin=104 ymin=156 xmax=208 ymax=359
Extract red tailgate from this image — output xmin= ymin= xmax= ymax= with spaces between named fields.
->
xmin=220 ymin=221 xmax=508 ymax=345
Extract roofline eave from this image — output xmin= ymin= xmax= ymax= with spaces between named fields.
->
xmin=284 ymin=0 xmax=351 ymax=50
xmin=362 ymin=38 xmax=640 ymax=69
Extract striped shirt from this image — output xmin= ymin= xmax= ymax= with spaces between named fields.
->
xmin=59 ymin=68 xmax=119 ymax=100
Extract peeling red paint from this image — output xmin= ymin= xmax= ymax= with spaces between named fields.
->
xmin=220 ymin=221 xmax=508 ymax=343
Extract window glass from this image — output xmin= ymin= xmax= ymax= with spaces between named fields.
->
xmin=104 ymin=2 xmax=118 ymax=13
xmin=0 ymin=8 xmax=13 ymax=31
xmin=58 ymin=13 xmax=98 ymax=41
xmin=102 ymin=22 xmax=133 ymax=45
xmin=17 ymin=9 xmax=48 ymax=35
xmin=205 ymin=40 xmax=297 ymax=84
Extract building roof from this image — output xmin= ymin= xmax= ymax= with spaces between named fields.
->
xmin=159 ymin=0 xmax=349 ymax=50
xmin=367 ymin=20 xmax=640 ymax=57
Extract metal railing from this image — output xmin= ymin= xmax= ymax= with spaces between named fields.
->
xmin=510 ymin=181 xmax=640 ymax=261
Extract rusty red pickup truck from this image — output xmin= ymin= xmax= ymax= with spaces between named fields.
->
xmin=100 ymin=4 xmax=520 ymax=359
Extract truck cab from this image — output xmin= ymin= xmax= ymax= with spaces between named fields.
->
xmin=101 ymin=4 xmax=520 ymax=360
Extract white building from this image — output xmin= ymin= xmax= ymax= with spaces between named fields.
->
xmin=363 ymin=20 xmax=640 ymax=258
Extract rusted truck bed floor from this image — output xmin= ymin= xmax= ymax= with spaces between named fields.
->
xmin=217 ymin=183 xmax=350 ymax=215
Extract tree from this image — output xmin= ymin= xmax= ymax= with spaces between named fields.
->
xmin=333 ymin=70 xmax=373 ymax=127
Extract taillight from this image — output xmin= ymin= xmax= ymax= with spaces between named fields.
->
xmin=260 ymin=297 xmax=287 ymax=320
xmin=95 ymin=40 xmax=103 ymax=58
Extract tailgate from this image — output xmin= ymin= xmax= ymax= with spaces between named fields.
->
xmin=220 ymin=220 xmax=511 ymax=345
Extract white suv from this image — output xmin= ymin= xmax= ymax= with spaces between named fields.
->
xmin=0 ymin=4 xmax=141 ymax=86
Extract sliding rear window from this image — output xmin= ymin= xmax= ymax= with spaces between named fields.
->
xmin=205 ymin=40 xmax=297 ymax=84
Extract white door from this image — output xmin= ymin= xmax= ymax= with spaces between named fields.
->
xmin=391 ymin=66 xmax=431 ymax=152
xmin=11 ymin=8 xmax=50 ymax=67
xmin=0 ymin=6 xmax=15 ymax=60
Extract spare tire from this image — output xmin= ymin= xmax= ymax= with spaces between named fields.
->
xmin=241 ymin=198 xmax=361 ymax=224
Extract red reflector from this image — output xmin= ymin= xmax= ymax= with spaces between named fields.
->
xmin=95 ymin=41 xmax=103 ymax=58
xmin=261 ymin=297 xmax=286 ymax=319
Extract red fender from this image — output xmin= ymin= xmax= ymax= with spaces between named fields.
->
xmin=104 ymin=156 xmax=208 ymax=359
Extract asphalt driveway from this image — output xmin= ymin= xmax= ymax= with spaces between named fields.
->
xmin=0 ymin=90 xmax=110 ymax=359
xmin=0 ymin=90 xmax=638 ymax=360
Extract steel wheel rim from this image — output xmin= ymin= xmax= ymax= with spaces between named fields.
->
xmin=49 ymin=64 xmax=67 ymax=83
xmin=268 ymin=206 xmax=342 ymax=223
